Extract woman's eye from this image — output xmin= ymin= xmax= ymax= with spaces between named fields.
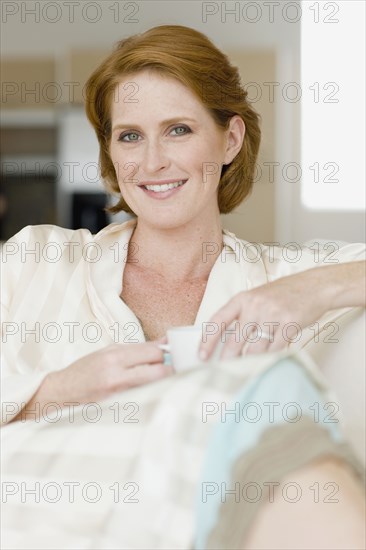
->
xmin=118 ymin=132 xmax=140 ymax=142
xmin=117 ymin=126 xmax=190 ymax=141
xmin=171 ymin=125 xmax=191 ymax=136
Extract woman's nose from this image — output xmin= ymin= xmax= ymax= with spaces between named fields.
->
xmin=141 ymin=140 xmax=170 ymax=174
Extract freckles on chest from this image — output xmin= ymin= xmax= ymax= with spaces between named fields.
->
xmin=120 ymin=268 xmax=208 ymax=332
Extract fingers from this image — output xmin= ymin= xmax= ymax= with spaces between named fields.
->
xmin=113 ymin=341 xmax=165 ymax=369
xmin=218 ymin=320 xmax=276 ymax=359
xmin=243 ymin=327 xmax=285 ymax=356
xmin=198 ymin=285 xmax=305 ymax=360
xmin=200 ymin=318 xmax=290 ymax=361
xmin=119 ymin=362 xmax=174 ymax=390
xmin=199 ymin=298 xmax=242 ymax=360
xmin=242 ymin=331 xmax=272 ymax=355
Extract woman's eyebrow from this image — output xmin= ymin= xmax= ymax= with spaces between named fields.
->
xmin=112 ymin=117 xmax=197 ymax=132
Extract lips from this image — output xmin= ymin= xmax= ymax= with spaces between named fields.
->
xmin=145 ymin=180 xmax=185 ymax=192
xmin=140 ymin=179 xmax=187 ymax=192
xmin=138 ymin=179 xmax=188 ymax=199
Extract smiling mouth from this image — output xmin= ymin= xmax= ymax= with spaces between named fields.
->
xmin=142 ymin=180 xmax=187 ymax=193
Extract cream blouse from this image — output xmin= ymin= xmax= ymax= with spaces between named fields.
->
xmin=1 ymin=219 xmax=365 ymax=424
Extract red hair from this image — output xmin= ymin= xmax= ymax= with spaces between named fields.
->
xmin=84 ymin=25 xmax=261 ymax=214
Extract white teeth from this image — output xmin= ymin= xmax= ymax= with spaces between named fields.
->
xmin=144 ymin=180 xmax=185 ymax=192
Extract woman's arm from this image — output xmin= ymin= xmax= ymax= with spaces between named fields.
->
xmin=320 ymin=260 xmax=365 ymax=309
xmin=199 ymin=260 xmax=366 ymax=360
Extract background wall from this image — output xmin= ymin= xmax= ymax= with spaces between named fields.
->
xmin=1 ymin=0 xmax=364 ymax=244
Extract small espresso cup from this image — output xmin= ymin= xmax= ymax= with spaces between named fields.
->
xmin=166 ymin=325 xmax=204 ymax=372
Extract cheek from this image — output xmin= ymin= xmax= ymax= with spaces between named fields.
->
xmin=192 ymin=140 xmax=225 ymax=174
xmin=110 ymin=152 xmax=139 ymax=187
xmin=200 ymin=160 xmax=223 ymax=189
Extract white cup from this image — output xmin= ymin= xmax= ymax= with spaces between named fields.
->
xmin=166 ymin=325 xmax=204 ymax=372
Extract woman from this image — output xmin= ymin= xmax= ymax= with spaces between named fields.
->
xmin=1 ymin=25 xmax=365 ymax=549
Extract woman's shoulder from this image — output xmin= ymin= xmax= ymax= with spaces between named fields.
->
xmin=3 ymin=223 xmax=91 ymax=246
xmin=2 ymin=220 xmax=134 ymax=248
xmin=1 ymin=220 xmax=137 ymax=269
xmin=223 ymin=229 xmax=365 ymax=277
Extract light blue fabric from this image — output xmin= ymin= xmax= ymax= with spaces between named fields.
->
xmin=193 ymin=356 xmax=345 ymax=549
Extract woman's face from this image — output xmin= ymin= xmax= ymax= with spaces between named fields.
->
xmin=109 ymin=70 xmax=239 ymax=229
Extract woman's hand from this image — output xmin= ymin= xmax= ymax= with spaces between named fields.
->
xmin=17 ymin=341 xmax=173 ymax=421
xmin=199 ymin=268 xmax=332 ymax=360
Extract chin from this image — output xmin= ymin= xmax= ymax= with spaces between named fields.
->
xmin=138 ymin=210 xmax=195 ymax=230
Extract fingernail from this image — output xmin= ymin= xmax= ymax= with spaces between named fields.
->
xmin=199 ymin=349 xmax=208 ymax=361
xmin=158 ymin=344 xmax=170 ymax=352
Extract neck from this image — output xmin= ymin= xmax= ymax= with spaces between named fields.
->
xmin=128 ymin=213 xmax=224 ymax=282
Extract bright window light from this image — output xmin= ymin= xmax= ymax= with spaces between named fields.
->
xmin=301 ymin=0 xmax=365 ymax=210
